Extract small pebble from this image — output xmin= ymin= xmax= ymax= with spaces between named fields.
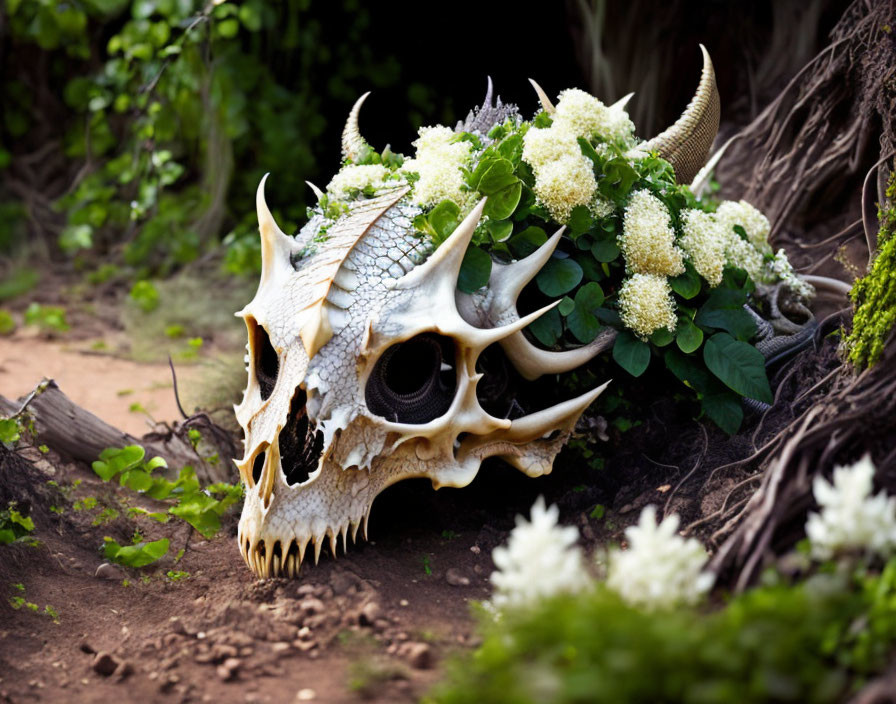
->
xmin=296 ymin=689 xmax=316 ymax=701
xmin=445 ymin=568 xmax=470 ymax=586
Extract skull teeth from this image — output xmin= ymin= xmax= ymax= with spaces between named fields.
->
xmin=243 ymin=518 xmax=368 ymax=578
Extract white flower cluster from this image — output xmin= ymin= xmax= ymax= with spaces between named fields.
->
xmin=326 ymin=164 xmax=395 ymax=202
xmin=522 ymin=124 xmax=599 ymax=223
xmin=489 ymin=497 xmax=589 ymax=610
xmin=806 ymin=455 xmax=896 ymax=561
xmin=606 ymin=506 xmax=714 ymax=611
xmin=552 ymin=88 xmax=636 ymax=146
xmin=678 ymin=199 xmax=813 ymax=300
xmin=679 ymin=208 xmax=727 ymax=287
xmin=400 ymin=125 xmax=473 ymax=208
xmin=618 ymin=273 xmax=678 ymax=339
xmin=620 ymin=190 xmax=685 ymax=276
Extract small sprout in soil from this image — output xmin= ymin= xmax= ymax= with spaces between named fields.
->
xmin=166 ymin=570 xmax=189 ymax=582
xmin=38 ymin=444 xmax=49 ymax=454
xmin=422 ymin=554 xmax=433 ymax=576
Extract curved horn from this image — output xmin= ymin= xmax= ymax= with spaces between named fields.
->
xmin=306 ymin=180 xmax=324 ymax=201
xmin=528 ymin=78 xmax=555 ymax=114
xmin=609 ymin=92 xmax=634 ymax=111
xmin=641 ymin=44 xmax=720 ymax=184
xmin=342 ymin=92 xmax=371 ymax=162
xmin=256 ymin=174 xmax=297 ymax=283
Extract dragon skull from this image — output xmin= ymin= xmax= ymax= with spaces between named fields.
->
xmin=235 ymin=48 xmax=720 ymax=578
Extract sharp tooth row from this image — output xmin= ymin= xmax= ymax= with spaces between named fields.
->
xmin=242 ymin=509 xmax=374 ymax=578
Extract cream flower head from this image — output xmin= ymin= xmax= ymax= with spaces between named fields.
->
xmin=326 ymin=164 xmax=394 ymax=201
xmin=679 ymin=208 xmax=727 ymax=287
xmin=621 ymin=190 xmax=685 ymax=276
xmin=618 ymin=273 xmax=678 ymax=339
xmin=606 ymin=505 xmax=714 ymax=610
xmin=400 ymin=125 xmax=473 ymax=208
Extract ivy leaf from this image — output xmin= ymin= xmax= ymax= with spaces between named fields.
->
xmin=676 ymin=318 xmax=704 ymax=353
xmin=703 ymin=332 xmax=773 ymax=403
xmin=458 ymin=246 xmax=492 ymax=293
xmin=670 ymin=265 xmax=701 ymax=299
xmin=508 ymin=226 xmax=547 ymax=258
xmin=527 ymin=306 xmax=563 ymax=347
xmin=483 ymin=182 xmax=522 ymax=220
xmin=701 ymin=391 xmax=744 ymax=436
xmin=536 ymin=258 xmax=583 ymax=297
xmin=567 ymin=282 xmax=605 ymax=343
xmin=612 ymin=330 xmax=651 ymax=377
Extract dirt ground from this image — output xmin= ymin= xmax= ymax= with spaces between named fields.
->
xmin=0 ymin=300 xmax=846 ymax=703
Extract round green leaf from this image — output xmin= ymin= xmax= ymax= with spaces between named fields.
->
xmin=670 ymin=265 xmax=701 ymax=299
xmin=479 ymin=159 xmax=518 ymax=194
xmin=536 ymin=258 xmax=583 ymax=297
xmin=703 ymin=332 xmax=773 ymax=403
xmin=567 ymin=282 xmax=605 ymax=343
xmin=676 ymin=318 xmax=704 ymax=353
xmin=458 ymin=246 xmax=492 ymax=293
xmin=612 ymin=330 xmax=651 ymax=377
xmin=558 ymin=296 xmax=575 ymax=316
xmin=591 ymin=236 xmax=620 ymax=263
xmin=483 ymin=182 xmax=522 ymax=220
xmin=527 ymin=306 xmax=563 ymax=347
xmin=509 ymin=226 xmax=547 ymax=258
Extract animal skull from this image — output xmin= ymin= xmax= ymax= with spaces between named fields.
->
xmin=235 ymin=49 xmax=720 ymax=578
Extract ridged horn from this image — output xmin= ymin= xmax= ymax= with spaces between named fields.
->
xmin=397 ymin=199 xmax=487 ymax=290
xmin=641 ymin=44 xmax=720 ymax=184
xmin=342 ymin=92 xmax=371 ymax=162
xmin=528 ymin=78 xmax=555 ymax=114
xmin=256 ymin=174 xmax=296 ymax=283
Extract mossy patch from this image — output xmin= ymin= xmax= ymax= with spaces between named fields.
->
xmin=846 ymin=168 xmax=896 ymax=368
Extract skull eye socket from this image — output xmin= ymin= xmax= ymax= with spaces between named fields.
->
xmin=365 ymin=333 xmax=457 ymax=424
xmin=249 ymin=318 xmax=279 ymax=401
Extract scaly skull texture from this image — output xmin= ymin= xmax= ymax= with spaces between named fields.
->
xmin=236 ymin=50 xmax=721 ymax=578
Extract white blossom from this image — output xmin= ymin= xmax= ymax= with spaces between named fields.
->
xmin=400 ymin=125 xmax=473 ymax=208
xmin=326 ymin=164 xmax=395 ymax=201
xmin=489 ymin=497 xmax=589 ymax=611
xmin=715 ymin=200 xmax=772 ymax=253
xmin=606 ymin=506 xmax=714 ymax=610
xmin=553 ymin=88 xmax=636 ymax=145
xmin=679 ymin=208 xmax=727 ymax=287
xmin=620 ymin=190 xmax=685 ymax=276
xmin=531 ymin=155 xmax=598 ymax=224
xmin=766 ymin=248 xmax=815 ymax=300
xmin=806 ymin=455 xmax=896 ymax=561
xmin=521 ymin=125 xmax=581 ymax=169
xmin=618 ymin=273 xmax=678 ymax=339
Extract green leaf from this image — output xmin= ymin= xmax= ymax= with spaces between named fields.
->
xmin=612 ymin=330 xmax=651 ymax=377
xmin=650 ymin=327 xmax=674 ymax=347
xmin=528 ymin=307 xmax=563 ymax=347
xmin=479 ymin=159 xmax=518 ymax=194
xmin=703 ymin=333 xmax=773 ymax=403
xmin=670 ymin=265 xmax=701 ymax=299
xmin=428 ymin=201 xmax=460 ymax=244
xmin=567 ymin=206 xmax=593 ymax=238
xmin=558 ymin=296 xmax=575 ymax=316
xmin=591 ymin=234 xmax=621 ymax=263
xmin=536 ymin=258 xmax=583 ymax=297
xmin=701 ymin=391 xmax=744 ymax=436
xmin=485 ymin=219 xmax=513 ymax=242
xmin=483 ymin=182 xmax=522 ymax=220
xmin=509 ymin=227 xmax=547 ymax=258
xmin=103 ymin=537 xmax=169 ymax=568
xmin=458 ymin=246 xmax=492 ymax=293
xmin=676 ymin=318 xmax=704 ymax=354
xmin=694 ymin=287 xmax=756 ymax=340
xmin=92 ymin=445 xmax=145 ymax=481
xmin=567 ymin=282 xmax=605 ymax=344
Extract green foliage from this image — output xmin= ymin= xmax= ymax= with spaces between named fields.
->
xmin=92 ymin=444 xmax=242 ymax=539
xmin=3 ymin=0 xmax=403 ymax=274
xmin=846 ymin=169 xmax=896 ymax=368
xmin=0 ymin=309 xmax=15 ymax=335
xmin=23 ymin=303 xmax=69 ymax=332
xmin=103 ymin=536 xmax=169 ymax=567
xmin=401 ymin=119 xmax=772 ymax=435
xmin=430 ymin=563 xmax=896 ymax=704
xmin=0 ymin=502 xmax=36 ymax=545
xmin=0 ymin=416 xmax=24 ymax=446
xmin=129 ymin=280 xmax=160 ymax=312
